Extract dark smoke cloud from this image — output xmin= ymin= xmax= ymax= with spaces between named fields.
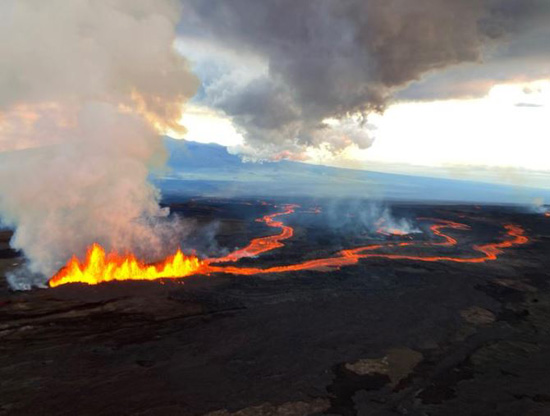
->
xmin=179 ymin=0 xmax=547 ymax=159
xmin=399 ymin=0 xmax=550 ymax=101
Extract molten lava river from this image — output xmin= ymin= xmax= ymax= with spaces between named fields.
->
xmin=49 ymin=203 xmax=529 ymax=287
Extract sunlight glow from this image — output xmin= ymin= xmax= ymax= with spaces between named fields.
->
xmin=166 ymin=105 xmax=244 ymax=147
xmin=176 ymin=80 xmax=550 ymax=180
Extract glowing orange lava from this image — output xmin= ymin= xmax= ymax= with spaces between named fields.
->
xmin=49 ymin=203 xmax=530 ymax=287
xmin=49 ymin=243 xmax=205 ymax=287
xmin=374 ymin=216 xmax=412 ymax=237
xmin=206 ymin=219 xmax=528 ymax=275
xmin=376 ymin=228 xmax=410 ymax=236
xmin=208 ymin=204 xmax=298 ymax=264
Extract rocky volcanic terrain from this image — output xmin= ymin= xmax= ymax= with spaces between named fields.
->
xmin=1 ymin=200 xmax=550 ymax=416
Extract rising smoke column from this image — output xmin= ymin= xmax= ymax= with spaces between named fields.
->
xmin=180 ymin=0 xmax=541 ymax=160
xmin=0 ymin=0 xmax=199 ymax=287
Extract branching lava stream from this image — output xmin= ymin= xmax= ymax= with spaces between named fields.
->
xmin=49 ymin=203 xmax=529 ymax=286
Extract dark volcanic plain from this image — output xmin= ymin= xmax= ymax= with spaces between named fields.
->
xmin=1 ymin=200 xmax=550 ymax=416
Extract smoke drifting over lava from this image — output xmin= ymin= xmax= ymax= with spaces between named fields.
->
xmin=0 ymin=0 xmax=198 ymax=286
xmin=179 ymin=0 xmax=541 ymax=160
xmin=325 ymin=201 xmax=419 ymax=237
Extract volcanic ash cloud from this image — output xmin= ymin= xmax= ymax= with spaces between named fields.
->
xmin=0 ymin=0 xmax=199 ymax=287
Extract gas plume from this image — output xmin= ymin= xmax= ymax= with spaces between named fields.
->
xmin=0 ymin=0 xmax=199 ymax=287
xmin=326 ymin=200 xmax=419 ymax=237
xmin=530 ymin=198 xmax=550 ymax=216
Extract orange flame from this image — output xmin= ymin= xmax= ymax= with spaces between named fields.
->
xmin=49 ymin=243 xmax=205 ymax=287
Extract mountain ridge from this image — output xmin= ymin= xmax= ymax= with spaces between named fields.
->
xmin=155 ymin=138 xmax=550 ymax=204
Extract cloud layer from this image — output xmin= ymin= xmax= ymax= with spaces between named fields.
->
xmin=179 ymin=0 xmax=549 ymax=159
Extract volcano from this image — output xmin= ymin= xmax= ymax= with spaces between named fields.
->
xmin=47 ymin=201 xmax=528 ymax=287
xmin=3 ymin=1 xmax=550 ymax=415
xmin=156 ymin=138 xmax=550 ymax=204
xmin=2 ymin=198 xmax=550 ymax=416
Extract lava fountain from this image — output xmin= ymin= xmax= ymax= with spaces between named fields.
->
xmin=49 ymin=243 xmax=205 ymax=287
xmin=48 ymin=203 xmax=530 ymax=287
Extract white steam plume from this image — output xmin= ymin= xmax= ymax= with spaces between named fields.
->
xmin=326 ymin=200 xmax=419 ymax=236
xmin=0 ymin=0 xmax=199 ymax=286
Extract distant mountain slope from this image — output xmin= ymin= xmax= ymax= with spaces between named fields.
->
xmin=164 ymin=139 xmax=243 ymax=170
xmin=157 ymin=138 xmax=550 ymax=204
xmin=0 ymin=139 xmax=546 ymax=204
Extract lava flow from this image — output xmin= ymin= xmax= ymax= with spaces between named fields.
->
xmin=48 ymin=203 xmax=530 ymax=287
xmin=48 ymin=243 xmax=205 ymax=287
xmin=209 ymin=204 xmax=298 ymax=263
xmin=48 ymin=205 xmax=298 ymax=287
xmin=206 ymin=219 xmax=528 ymax=276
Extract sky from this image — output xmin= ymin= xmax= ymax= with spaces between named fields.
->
xmin=171 ymin=80 xmax=550 ymax=186
xmin=164 ymin=0 xmax=550 ymax=188
xmin=1 ymin=0 xmax=550 ymax=187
